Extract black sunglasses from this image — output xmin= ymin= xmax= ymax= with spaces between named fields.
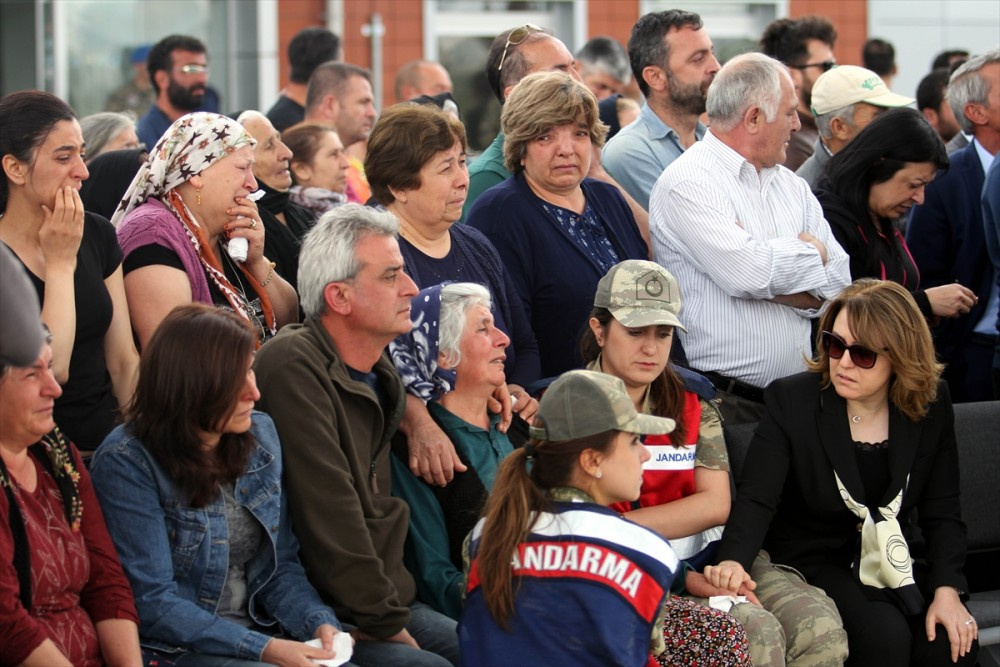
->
xmin=789 ymin=60 xmax=836 ymax=73
xmin=498 ymin=24 xmax=543 ymax=71
xmin=821 ymin=331 xmax=883 ymax=369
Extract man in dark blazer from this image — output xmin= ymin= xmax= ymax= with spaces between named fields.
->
xmin=908 ymin=49 xmax=1000 ymax=403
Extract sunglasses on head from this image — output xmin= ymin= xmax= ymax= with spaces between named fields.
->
xmin=821 ymin=331 xmax=882 ymax=369
xmin=498 ymin=24 xmax=543 ymax=72
xmin=788 ymin=60 xmax=836 ymax=73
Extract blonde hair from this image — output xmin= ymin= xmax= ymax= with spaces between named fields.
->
xmin=501 ymin=71 xmax=608 ymax=174
xmin=807 ymin=279 xmax=943 ymax=420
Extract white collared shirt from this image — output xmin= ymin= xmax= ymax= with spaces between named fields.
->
xmin=649 ymin=130 xmax=851 ymax=388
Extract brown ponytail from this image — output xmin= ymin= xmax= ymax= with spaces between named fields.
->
xmin=475 ymin=429 xmax=617 ymax=627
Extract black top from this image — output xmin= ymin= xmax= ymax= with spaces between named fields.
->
xmin=258 ymin=183 xmax=316 ymax=292
xmin=265 ymin=95 xmax=305 ymax=132
xmin=6 ymin=213 xmax=122 ymax=451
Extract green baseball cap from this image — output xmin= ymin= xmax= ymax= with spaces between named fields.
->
xmin=593 ymin=260 xmax=686 ymax=331
xmin=529 ymin=370 xmax=676 ymax=441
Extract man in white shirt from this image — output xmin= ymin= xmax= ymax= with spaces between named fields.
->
xmin=650 ymin=52 xmax=851 ymax=424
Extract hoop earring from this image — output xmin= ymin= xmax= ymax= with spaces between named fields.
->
xmin=196 ymin=188 xmax=202 ymax=206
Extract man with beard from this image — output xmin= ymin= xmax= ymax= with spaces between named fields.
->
xmin=603 ymin=10 xmax=720 ymax=211
xmin=759 ymin=16 xmax=837 ymax=171
xmin=237 ymin=111 xmax=316 ymax=292
xmin=136 ymin=35 xmax=209 ymax=150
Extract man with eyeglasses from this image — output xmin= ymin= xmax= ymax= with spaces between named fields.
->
xmin=136 ymin=34 xmax=210 ymax=150
xmin=759 ymin=16 xmax=837 ymax=170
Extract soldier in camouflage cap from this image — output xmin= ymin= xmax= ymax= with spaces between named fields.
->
xmin=593 ymin=259 xmax=686 ymax=330
xmin=529 ymin=369 xmax=675 ymax=441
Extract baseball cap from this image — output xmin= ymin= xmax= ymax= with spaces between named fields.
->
xmin=811 ymin=65 xmax=914 ymax=116
xmin=528 ymin=370 xmax=676 ymax=441
xmin=593 ymin=260 xmax=686 ymax=331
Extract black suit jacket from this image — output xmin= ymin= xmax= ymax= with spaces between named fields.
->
xmin=717 ymin=372 xmax=968 ymax=595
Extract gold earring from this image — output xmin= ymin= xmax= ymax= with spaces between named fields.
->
xmin=196 ymin=188 xmax=202 ymax=206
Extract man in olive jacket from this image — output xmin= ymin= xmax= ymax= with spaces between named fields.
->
xmin=254 ymin=204 xmax=459 ymax=666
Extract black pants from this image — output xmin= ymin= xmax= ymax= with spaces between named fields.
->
xmin=810 ymin=565 xmax=978 ymax=667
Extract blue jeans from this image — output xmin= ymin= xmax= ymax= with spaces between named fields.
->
xmin=142 ymin=645 xmax=361 ymax=667
xmin=349 ymin=602 xmax=459 ymax=667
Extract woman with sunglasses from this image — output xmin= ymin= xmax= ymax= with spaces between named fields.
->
xmin=815 ymin=107 xmax=976 ymax=321
xmin=706 ymin=279 xmax=979 ymax=667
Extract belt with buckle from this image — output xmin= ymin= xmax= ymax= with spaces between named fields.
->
xmin=700 ymin=371 xmax=765 ymax=404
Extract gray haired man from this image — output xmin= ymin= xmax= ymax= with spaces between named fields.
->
xmin=797 ymin=65 xmax=913 ymax=189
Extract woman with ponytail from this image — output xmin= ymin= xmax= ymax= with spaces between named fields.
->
xmin=459 ymin=370 xmax=748 ymax=667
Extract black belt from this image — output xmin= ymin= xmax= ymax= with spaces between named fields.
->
xmin=700 ymin=371 xmax=765 ymax=404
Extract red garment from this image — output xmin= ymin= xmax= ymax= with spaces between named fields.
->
xmin=0 ymin=445 xmax=138 ymax=666
xmin=611 ymin=391 xmax=702 ymax=514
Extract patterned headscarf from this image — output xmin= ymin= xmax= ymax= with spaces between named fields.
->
xmin=390 ymin=284 xmax=457 ymax=403
xmin=111 ymin=112 xmax=255 ymax=225
xmin=109 ymin=113 xmax=276 ymax=338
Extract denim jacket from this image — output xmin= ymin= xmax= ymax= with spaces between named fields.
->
xmin=90 ymin=412 xmax=339 ymax=660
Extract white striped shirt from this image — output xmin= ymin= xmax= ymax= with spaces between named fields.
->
xmin=649 ymin=130 xmax=851 ymax=388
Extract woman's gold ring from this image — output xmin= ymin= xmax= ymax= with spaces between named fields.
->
xmin=965 ymin=618 xmax=975 ymax=625
xmin=249 ymin=219 xmax=257 ymax=229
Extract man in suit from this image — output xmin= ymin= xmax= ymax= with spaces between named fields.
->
xmin=907 ymin=49 xmax=999 ymax=403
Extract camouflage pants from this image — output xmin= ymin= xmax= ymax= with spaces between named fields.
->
xmin=693 ymin=551 xmax=849 ymax=666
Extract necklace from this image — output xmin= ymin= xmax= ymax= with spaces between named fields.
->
xmin=850 ymin=403 xmax=886 ymax=424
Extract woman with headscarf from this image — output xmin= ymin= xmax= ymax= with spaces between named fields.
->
xmin=112 ymin=112 xmax=298 ymax=348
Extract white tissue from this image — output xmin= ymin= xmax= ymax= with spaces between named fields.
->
xmin=227 ymin=237 xmax=248 ymax=262
xmin=246 ymin=189 xmax=266 ymax=202
xmin=305 ymin=634 xmax=354 ymax=667
xmin=708 ymin=595 xmax=748 ymax=612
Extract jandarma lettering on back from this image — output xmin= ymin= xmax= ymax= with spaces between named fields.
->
xmin=511 ymin=541 xmax=646 ymax=598
xmin=654 ymin=451 xmax=695 ymax=463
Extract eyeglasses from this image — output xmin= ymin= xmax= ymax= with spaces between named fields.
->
xmin=178 ymin=64 xmax=208 ymax=75
xmin=788 ymin=60 xmax=836 ymax=73
xmin=821 ymin=331 xmax=883 ymax=369
xmin=498 ymin=24 xmax=542 ymax=72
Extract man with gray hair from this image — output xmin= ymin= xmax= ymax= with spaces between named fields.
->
xmin=603 ymin=9 xmax=721 ymax=210
xmin=796 ymin=65 xmax=914 ymax=189
xmin=650 ymin=52 xmax=850 ymax=425
xmin=907 ymin=48 xmax=1000 ymax=403
xmin=575 ymin=36 xmax=631 ymax=100
xmin=253 ymin=204 xmax=460 ymax=666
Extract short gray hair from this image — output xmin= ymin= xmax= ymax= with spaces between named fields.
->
xmin=947 ymin=48 xmax=1000 ymax=134
xmin=80 ymin=111 xmax=136 ymax=158
xmin=707 ymin=52 xmax=787 ymax=132
xmin=576 ymin=36 xmax=632 ymax=85
xmin=437 ymin=283 xmax=492 ymax=368
xmin=297 ymin=204 xmax=399 ymax=319
xmin=815 ymin=102 xmax=859 ymax=140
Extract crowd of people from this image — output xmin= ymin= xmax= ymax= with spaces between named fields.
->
xmin=1 ymin=11 xmax=997 ymax=667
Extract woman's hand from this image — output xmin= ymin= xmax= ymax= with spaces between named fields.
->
xmin=507 ymin=383 xmax=539 ymax=424
xmin=261 ymin=637 xmax=336 ymax=667
xmin=926 ymin=284 xmax=978 ymax=318
xmin=702 ymin=560 xmax=756 ymax=597
xmin=684 ymin=570 xmax=761 ymax=606
xmin=225 ymin=196 xmax=267 ymax=269
xmin=926 ymin=586 xmax=977 ymax=663
xmin=39 ymin=185 xmax=85 ymax=269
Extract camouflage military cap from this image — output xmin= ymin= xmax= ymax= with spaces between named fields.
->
xmin=593 ymin=260 xmax=686 ymax=331
xmin=529 ymin=370 xmax=676 ymax=441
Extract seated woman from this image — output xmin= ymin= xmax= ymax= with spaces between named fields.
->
xmin=366 ymin=102 xmax=539 ymax=485
xmin=815 ymin=107 xmax=975 ymax=320
xmin=467 ymin=71 xmax=648 ymax=379
xmin=0 ymin=325 xmax=141 ymax=666
xmin=91 ymin=304 xmax=351 ymax=667
xmin=582 ymin=259 xmax=844 ymax=666
xmin=282 ymin=122 xmax=349 ymax=217
xmin=1 ymin=90 xmax=139 ymax=452
xmin=112 ymin=112 xmax=298 ymax=349
xmin=461 ymin=369 xmax=749 ymax=667
xmin=389 ymin=283 xmax=515 ymax=620
xmin=706 ymin=279 xmax=979 ymax=667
